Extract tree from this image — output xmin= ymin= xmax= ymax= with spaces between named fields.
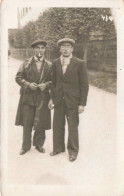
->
xmin=9 ymin=8 xmax=116 ymax=50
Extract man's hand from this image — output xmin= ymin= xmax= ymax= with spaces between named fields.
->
xmin=38 ymin=83 xmax=47 ymax=91
xmin=78 ymin=105 xmax=84 ymax=114
xmin=29 ymin=83 xmax=38 ymax=91
xmin=48 ymin=99 xmax=54 ymax=110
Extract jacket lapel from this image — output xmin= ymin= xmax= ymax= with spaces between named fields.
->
xmin=57 ymin=58 xmax=63 ymax=76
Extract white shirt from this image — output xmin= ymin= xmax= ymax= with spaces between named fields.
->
xmin=60 ymin=54 xmax=72 ymax=74
xmin=34 ymin=55 xmax=44 ymax=72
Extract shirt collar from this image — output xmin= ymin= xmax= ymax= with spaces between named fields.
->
xmin=60 ymin=53 xmax=72 ymax=59
xmin=34 ymin=55 xmax=44 ymax=62
xmin=60 ymin=53 xmax=73 ymax=60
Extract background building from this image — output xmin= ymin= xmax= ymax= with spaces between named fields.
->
xmin=17 ymin=7 xmax=46 ymax=28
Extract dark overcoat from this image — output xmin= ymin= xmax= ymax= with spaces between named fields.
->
xmin=51 ymin=56 xmax=89 ymax=109
xmin=15 ymin=56 xmax=52 ymax=131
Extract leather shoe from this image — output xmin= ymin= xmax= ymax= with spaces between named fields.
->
xmin=69 ymin=155 xmax=77 ymax=162
xmin=35 ymin=146 xmax=45 ymax=153
xmin=50 ymin=151 xmax=65 ymax=156
xmin=19 ymin=149 xmax=29 ymax=155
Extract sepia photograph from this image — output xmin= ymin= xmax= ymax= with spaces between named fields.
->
xmin=1 ymin=0 xmax=124 ymax=196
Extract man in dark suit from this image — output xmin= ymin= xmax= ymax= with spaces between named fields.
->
xmin=15 ymin=40 xmax=52 ymax=155
xmin=49 ymin=38 xmax=89 ymax=161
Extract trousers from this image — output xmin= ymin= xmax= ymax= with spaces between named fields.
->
xmin=53 ymin=100 xmax=79 ymax=156
xmin=22 ymin=104 xmax=45 ymax=151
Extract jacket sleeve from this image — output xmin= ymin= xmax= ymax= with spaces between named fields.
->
xmin=15 ymin=61 xmax=30 ymax=89
xmin=78 ymin=61 xmax=89 ymax=106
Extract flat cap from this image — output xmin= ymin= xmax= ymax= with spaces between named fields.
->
xmin=31 ymin=39 xmax=47 ymax=48
xmin=57 ymin=38 xmax=75 ymax=47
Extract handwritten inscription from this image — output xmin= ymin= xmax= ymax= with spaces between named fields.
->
xmin=101 ymin=15 xmax=113 ymax=21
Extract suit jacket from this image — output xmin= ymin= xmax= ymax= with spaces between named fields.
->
xmin=51 ymin=56 xmax=89 ymax=109
xmin=15 ymin=56 xmax=52 ymax=131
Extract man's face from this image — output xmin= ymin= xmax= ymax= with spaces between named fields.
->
xmin=60 ymin=42 xmax=73 ymax=57
xmin=33 ymin=44 xmax=46 ymax=57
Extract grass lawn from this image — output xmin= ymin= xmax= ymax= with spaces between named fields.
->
xmin=88 ymin=69 xmax=117 ymax=94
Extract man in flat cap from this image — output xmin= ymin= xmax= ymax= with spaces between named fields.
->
xmin=49 ymin=38 xmax=89 ymax=161
xmin=15 ymin=40 xmax=52 ymax=155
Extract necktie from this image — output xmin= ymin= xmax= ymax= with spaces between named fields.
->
xmin=35 ymin=57 xmax=43 ymax=62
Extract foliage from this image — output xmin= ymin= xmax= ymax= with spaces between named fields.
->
xmin=9 ymin=8 xmax=116 ymax=49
